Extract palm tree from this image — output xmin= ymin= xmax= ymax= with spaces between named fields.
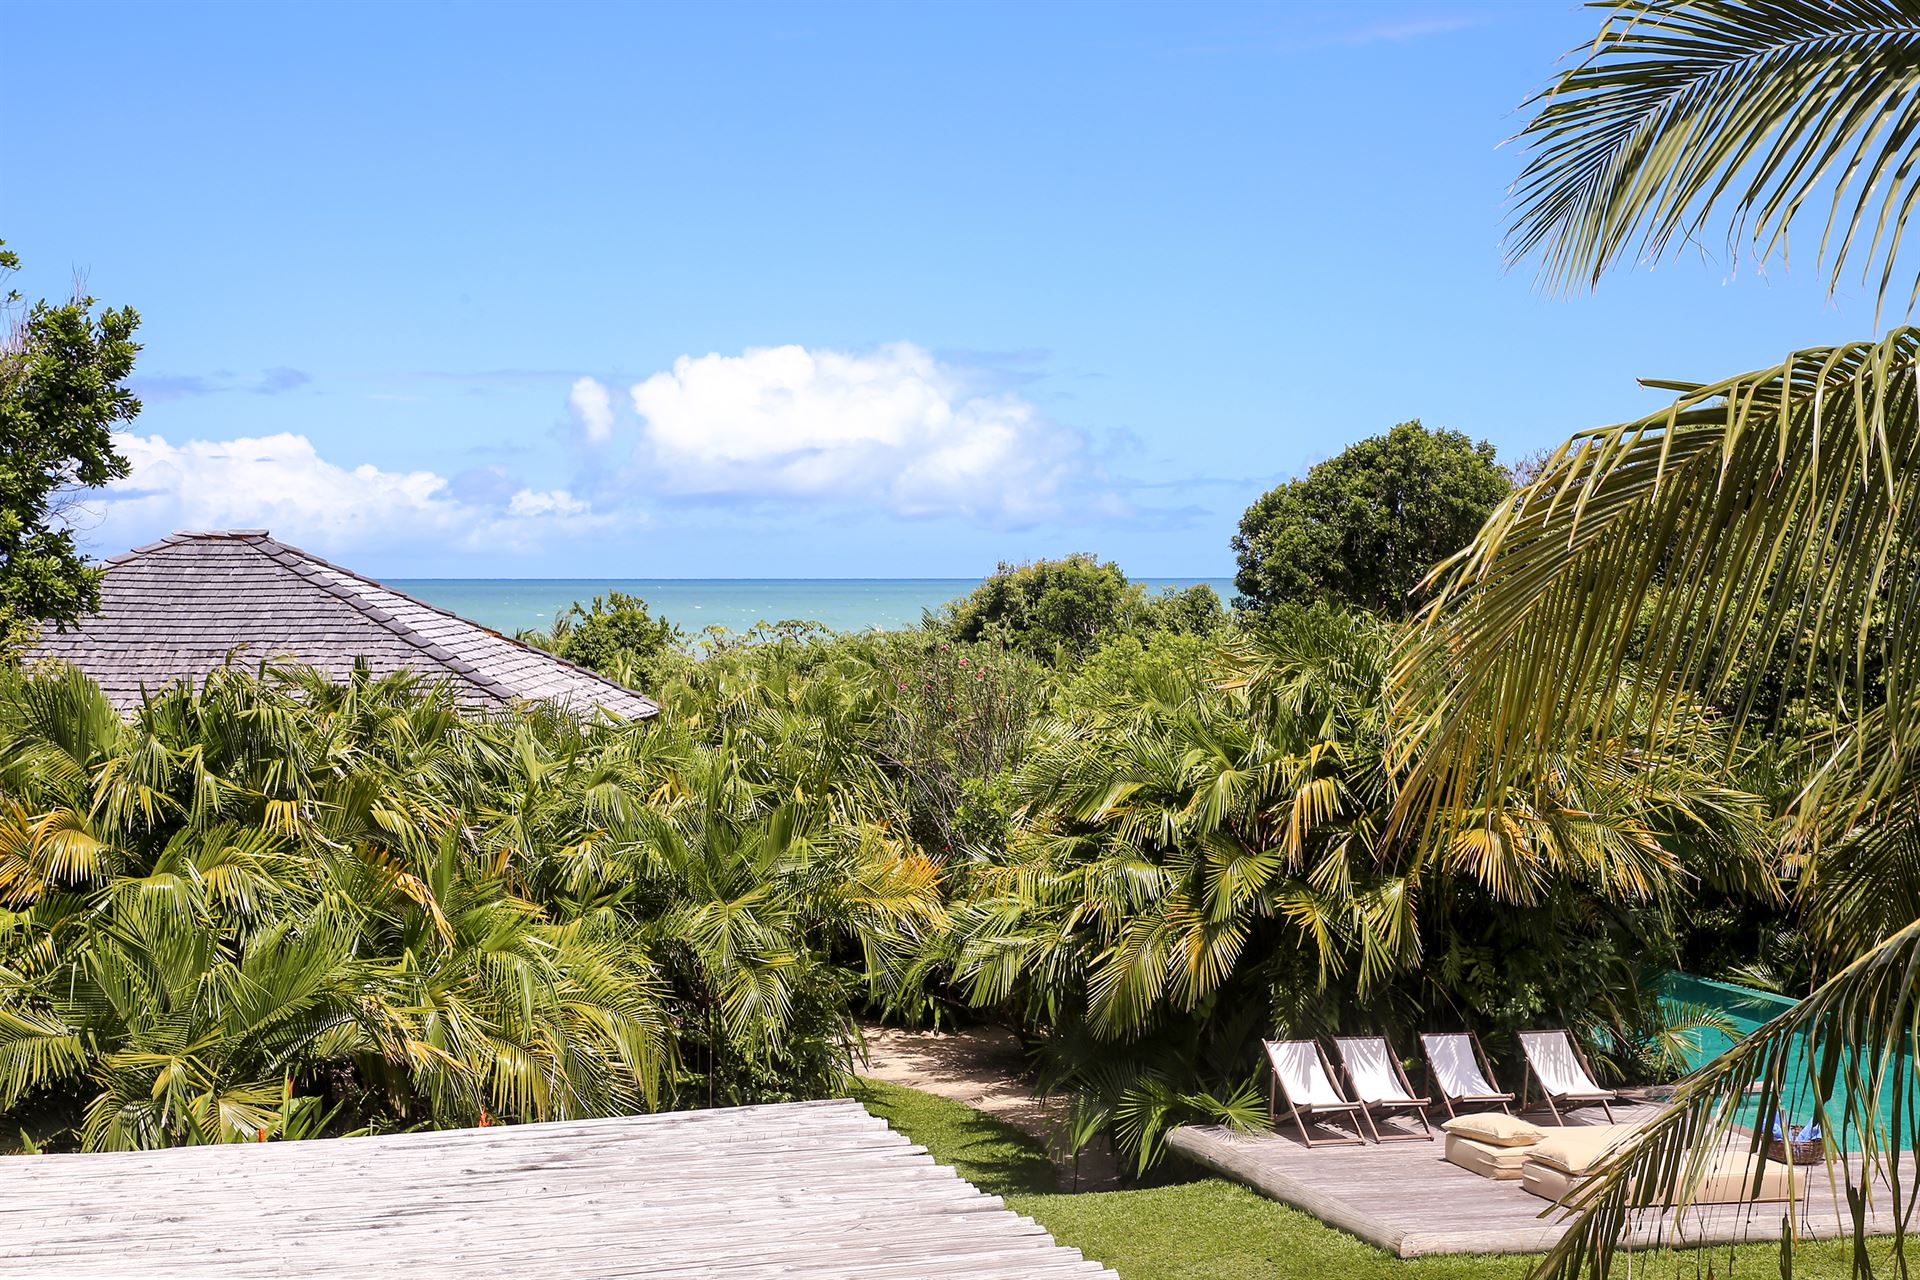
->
xmin=1510 ymin=0 xmax=1920 ymax=317
xmin=1402 ymin=3 xmax=1920 ymax=1272
xmin=946 ymin=611 xmax=1755 ymax=1170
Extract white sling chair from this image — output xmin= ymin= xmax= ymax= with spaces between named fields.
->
xmin=1517 ymin=1029 xmax=1617 ymax=1124
xmin=1419 ymin=1031 xmax=1515 ymax=1118
xmin=1331 ymin=1035 xmax=1434 ymax=1142
xmin=1264 ymin=1039 xmax=1364 ymax=1147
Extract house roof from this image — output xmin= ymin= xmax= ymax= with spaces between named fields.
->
xmin=28 ymin=530 xmax=660 ymax=719
xmin=1 ymin=1098 xmax=1116 ymax=1278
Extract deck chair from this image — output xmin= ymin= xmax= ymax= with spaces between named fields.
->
xmin=1419 ymin=1031 xmax=1515 ymax=1119
xmin=1517 ymin=1029 xmax=1617 ymax=1124
xmin=1331 ymin=1035 xmax=1434 ymax=1142
xmin=1264 ymin=1039 xmax=1365 ymax=1147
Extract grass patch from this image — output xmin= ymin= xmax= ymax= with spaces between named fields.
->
xmin=856 ymin=1077 xmax=1899 ymax=1280
xmin=852 ymin=1077 xmax=1058 ymax=1195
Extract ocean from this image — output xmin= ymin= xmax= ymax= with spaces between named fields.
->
xmin=394 ymin=578 xmax=1237 ymax=637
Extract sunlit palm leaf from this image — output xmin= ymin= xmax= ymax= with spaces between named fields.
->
xmin=1395 ymin=327 xmax=1920 ymax=871
xmin=1511 ymin=0 xmax=1920 ymax=316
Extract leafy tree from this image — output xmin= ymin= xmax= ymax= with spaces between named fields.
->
xmin=1141 ymin=582 xmax=1225 ymax=636
xmin=943 ymin=554 xmax=1138 ymax=659
xmin=520 ymin=590 xmax=682 ymax=689
xmin=1232 ymin=420 xmax=1508 ymax=618
xmin=0 ymin=240 xmax=139 ymax=639
xmin=942 ymin=555 xmax=1225 ymax=662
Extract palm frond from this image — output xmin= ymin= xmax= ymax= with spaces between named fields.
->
xmin=1394 ymin=328 xmax=1920 ymax=863
xmin=1511 ymin=0 xmax=1920 ymax=316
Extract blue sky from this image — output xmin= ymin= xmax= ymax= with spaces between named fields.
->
xmin=3 ymin=1 xmax=1897 ymax=577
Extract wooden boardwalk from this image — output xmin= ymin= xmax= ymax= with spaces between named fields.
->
xmin=1 ymin=1098 xmax=1116 ymax=1279
xmin=1171 ymin=1104 xmax=1912 ymax=1258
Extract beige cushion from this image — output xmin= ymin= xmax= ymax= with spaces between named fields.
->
xmin=1691 ymin=1150 xmax=1797 ymax=1203
xmin=1526 ymin=1123 xmax=1640 ymax=1174
xmin=1444 ymin=1132 xmax=1534 ymax=1180
xmin=1522 ymin=1149 xmax=1797 ymax=1205
xmin=1439 ymin=1112 xmax=1545 ymax=1148
xmin=1521 ymin=1160 xmax=1582 ymax=1201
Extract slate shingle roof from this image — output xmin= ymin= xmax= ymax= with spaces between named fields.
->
xmin=28 ymin=530 xmax=660 ymax=720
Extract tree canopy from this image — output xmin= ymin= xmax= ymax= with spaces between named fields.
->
xmin=519 ymin=590 xmax=683 ymax=689
xmin=940 ymin=554 xmax=1219 ymax=660
xmin=1231 ymin=419 xmax=1508 ymax=618
xmin=0 ymin=240 xmax=139 ymax=639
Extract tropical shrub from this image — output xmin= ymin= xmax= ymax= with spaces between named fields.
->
xmin=940 ymin=555 xmax=1225 ymax=662
xmin=517 ymin=589 xmax=684 ymax=689
xmin=939 ymin=606 xmax=1768 ymax=1168
xmin=0 ymin=659 xmax=940 ymax=1151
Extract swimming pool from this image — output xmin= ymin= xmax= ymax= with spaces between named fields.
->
xmin=1658 ymin=970 xmax=1914 ymax=1151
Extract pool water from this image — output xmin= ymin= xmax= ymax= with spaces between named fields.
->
xmin=1658 ymin=971 xmax=1915 ymax=1151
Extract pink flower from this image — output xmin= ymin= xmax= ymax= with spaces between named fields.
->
xmin=958 ymin=657 xmax=969 ymax=667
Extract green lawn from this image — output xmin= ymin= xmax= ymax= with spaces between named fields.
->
xmin=854 ymin=1077 xmax=1890 ymax=1280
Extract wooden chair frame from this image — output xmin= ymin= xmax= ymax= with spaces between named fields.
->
xmin=1331 ymin=1035 xmax=1434 ymax=1142
xmin=1265 ymin=1039 xmax=1365 ymax=1148
xmin=1419 ymin=1030 xmax=1515 ymax=1119
xmin=1517 ymin=1030 xmax=1618 ymax=1125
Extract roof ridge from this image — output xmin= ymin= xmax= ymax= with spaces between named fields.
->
xmin=221 ymin=532 xmax=658 ymax=716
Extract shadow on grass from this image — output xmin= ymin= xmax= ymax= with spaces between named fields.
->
xmin=853 ymin=1077 xmax=1059 ymax=1197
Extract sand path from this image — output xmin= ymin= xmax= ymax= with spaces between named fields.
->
xmin=858 ymin=1022 xmax=1123 ymax=1190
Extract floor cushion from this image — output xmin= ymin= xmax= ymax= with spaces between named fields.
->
xmin=1526 ymin=1123 xmax=1641 ymax=1175
xmin=1439 ymin=1112 xmax=1545 ymax=1147
xmin=1522 ymin=1148 xmax=1799 ymax=1205
xmin=1520 ymin=1160 xmax=1584 ymax=1202
xmin=1444 ymin=1132 xmax=1534 ymax=1180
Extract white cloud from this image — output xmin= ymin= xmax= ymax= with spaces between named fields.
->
xmin=88 ymin=432 xmax=619 ymax=560
xmin=568 ymin=376 xmax=615 ymax=444
xmin=625 ymin=342 xmax=1096 ymax=522
xmin=506 ymin=487 xmax=592 ymax=518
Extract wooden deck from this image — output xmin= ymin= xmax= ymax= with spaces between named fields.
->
xmin=1171 ymin=1104 xmax=1912 ymax=1258
xmin=1 ymin=1098 xmax=1116 ymax=1278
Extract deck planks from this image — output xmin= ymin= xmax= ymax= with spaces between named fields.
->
xmin=0 ymin=1098 xmax=1116 ymax=1279
xmin=1171 ymin=1104 xmax=1918 ymax=1258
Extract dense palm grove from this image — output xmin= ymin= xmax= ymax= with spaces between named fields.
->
xmin=0 ymin=526 xmax=1804 ymax=1166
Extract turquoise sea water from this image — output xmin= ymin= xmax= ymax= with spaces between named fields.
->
xmin=394 ymin=578 xmax=1237 ymax=637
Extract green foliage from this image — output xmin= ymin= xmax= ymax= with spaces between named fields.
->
xmin=518 ymin=590 xmax=683 ymax=688
xmin=1508 ymin=0 xmax=1920 ymax=318
xmin=0 ymin=659 xmax=942 ymax=1151
xmin=0 ymin=550 xmax=1793 ymax=1183
xmin=0 ymin=240 xmax=139 ymax=639
xmin=938 ymin=604 xmax=1765 ymax=1168
xmin=941 ymin=554 xmax=1224 ymax=662
xmin=1232 ymin=420 xmax=1508 ymax=618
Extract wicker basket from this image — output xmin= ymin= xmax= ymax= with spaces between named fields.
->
xmin=1767 ymin=1135 xmax=1826 ymax=1166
